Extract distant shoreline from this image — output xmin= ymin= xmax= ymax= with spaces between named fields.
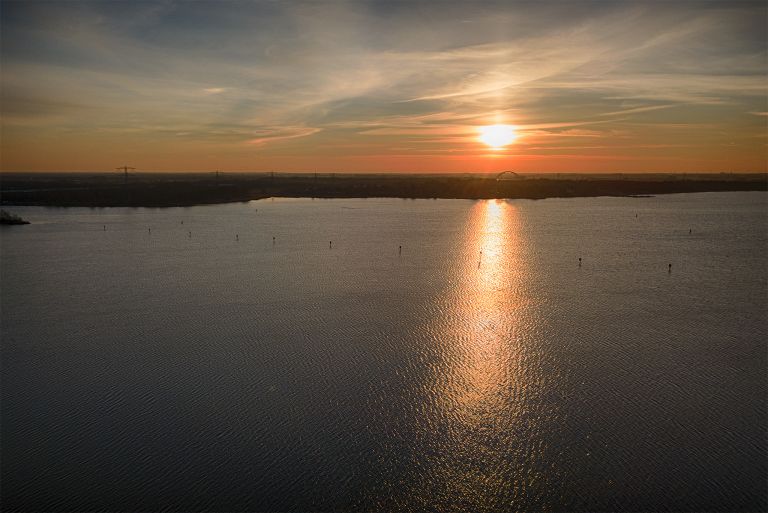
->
xmin=1 ymin=173 xmax=765 ymax=208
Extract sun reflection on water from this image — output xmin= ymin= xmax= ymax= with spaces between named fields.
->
xmin=447 ymin=199 xmax=525 ymax=425
xmin=408 ymin=199 xmax=552 ymax=511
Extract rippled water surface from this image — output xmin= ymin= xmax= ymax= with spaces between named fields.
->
xmin=2 ymin=193 xmax=766 ymax=512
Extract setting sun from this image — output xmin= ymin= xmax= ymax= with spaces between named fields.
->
xmin=478 ymin=124 xmax=517 ymax=149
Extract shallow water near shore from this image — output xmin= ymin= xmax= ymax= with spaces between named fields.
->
xmin=2 ymin=192 xmax=766 ymax=512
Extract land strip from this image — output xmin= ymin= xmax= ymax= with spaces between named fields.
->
xmin=1 ymin=173 xmax=765 ymax=208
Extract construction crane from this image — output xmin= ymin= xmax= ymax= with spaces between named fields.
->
xmin=116 ymin=165 xmax=135 ymax=183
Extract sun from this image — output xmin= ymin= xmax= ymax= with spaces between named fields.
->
xmin=478 ymin=124 xmax=517 ymax=149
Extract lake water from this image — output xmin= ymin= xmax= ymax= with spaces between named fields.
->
xmin=2 ymin=192 xmax=766 ymax=512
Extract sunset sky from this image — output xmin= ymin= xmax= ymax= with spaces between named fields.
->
xmin=1 ymin=0 xmax=766 ymax=173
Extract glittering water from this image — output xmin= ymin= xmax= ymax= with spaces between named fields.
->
xmin=2 ymin=193 xmax=766 ymax=512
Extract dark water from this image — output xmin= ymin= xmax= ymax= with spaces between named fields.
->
xmin=2 ymin=193 xmax=766 ymax=512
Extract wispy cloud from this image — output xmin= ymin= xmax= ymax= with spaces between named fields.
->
xmin=596 ymin=105 xmax=677 ymax=117
xmin=246 ymin=126 xmax=322 ymax=146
